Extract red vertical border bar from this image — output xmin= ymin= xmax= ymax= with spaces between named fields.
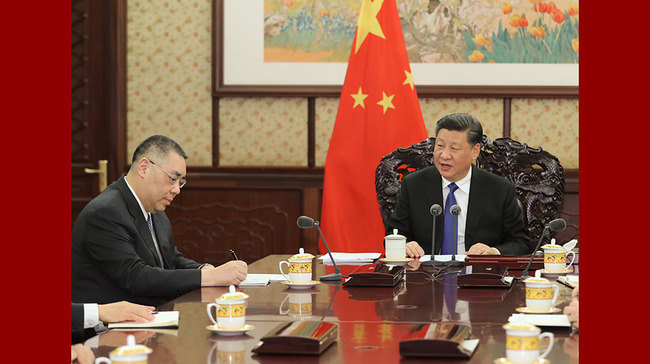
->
xmin=3 ymin=1 xmax=69 ymax=362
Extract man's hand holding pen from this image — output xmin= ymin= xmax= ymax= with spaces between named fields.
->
xmin=199 ymin=249 xmax=247 ymax=286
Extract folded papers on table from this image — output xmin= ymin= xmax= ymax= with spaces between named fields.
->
xmin=319 ymin=252 xmax=381 ymax=264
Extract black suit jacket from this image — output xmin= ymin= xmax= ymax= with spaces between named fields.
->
xmin=71 ymin=175 xmax=201 ymax=306
xmin=386 ymin=165 xmax=530 ymax=255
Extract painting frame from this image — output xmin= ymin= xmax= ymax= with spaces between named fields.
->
xmin=212 ymin=0 xmax=578 ymax=97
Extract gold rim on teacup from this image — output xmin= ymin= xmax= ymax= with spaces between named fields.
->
xmin=541 ymin=244 xmax=565 ymax=250
xmin=523 ymin=277 xmax=551 ymax=284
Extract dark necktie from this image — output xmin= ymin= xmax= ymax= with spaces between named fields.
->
xmin=147 ymin=214 xmax=165 ymax=268
xmin=444 ymin=273 xmax=457 ymax=319
xmin=441 ymin=183 xmax=459 ymax=255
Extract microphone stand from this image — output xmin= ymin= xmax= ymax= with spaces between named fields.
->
xmin=520 ymin=226 xmax=549 ymax=280
xmin=320 ymin=284 xmax=341 ymax=321
xmin=423 ymin=207 xmax=444 ymax=267
xmin=445 ymin=207 xmax=464 ymax=267
xmin=314 ymin=222 xmax=343 ymax=281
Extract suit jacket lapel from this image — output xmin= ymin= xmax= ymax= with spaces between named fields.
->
xmin=423 ymin=167 xmax=441 ymax=209
xmin=466 ymin=166 xmax=488 ymax=246
xmin=424 ymin=167 xmax=444 ymax=254
xmin=116 ymin=176 xmax=165 ymax=267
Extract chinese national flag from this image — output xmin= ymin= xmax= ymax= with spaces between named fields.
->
xmin=320 ymin=0 xmax=428 ymax=253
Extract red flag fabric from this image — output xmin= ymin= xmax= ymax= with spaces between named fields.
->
xmin=320 ymin=0 xmax=428 ymax=254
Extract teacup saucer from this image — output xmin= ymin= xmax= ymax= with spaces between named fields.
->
xmin=379 ymin=257 xmax=414 ymax=265
xmin=516 ymin=306 xmax=562 ymax=314
xmin=494 ymin=357 xmax=549 ymax=364
xmin=281 ymin=280 xmax=321 ymax=289
xmin=538 ymin=267 xmax=574 ymax=276
xmin=206 ymin=324 xmax=254 ymax=336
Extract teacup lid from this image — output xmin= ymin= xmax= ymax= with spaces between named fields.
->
xmin=290 ymin=247 xmax=315 ymax=260
xmin=385 ymin=229 xmax=405 ymax=240
xmin=503 ymin=322 xmax=540 ymax=331
xmin=541 ymin=244 xmax=563 ymax=250
xmin=110 ymin=335 xmax=152 ymax=357
xmin=503 ymin=314 xmax=540 ymax=331
xmin=216 ymin=285 xmax=249 ymax=303
xmin=523 ymin=277 xmax=550 ymax=284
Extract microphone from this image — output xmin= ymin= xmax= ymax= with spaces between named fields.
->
xmin=520 ymin=218 xmax=567 ymax=279
xmin=296 ymin=216 xmax=342 ymax=281
xmin=445 ymin=205 xmax=464 ymax=267
xmin=548 ymin=218 xmax=567 ymax=232
xmin=297 ymin=216 xmax=315 ymax=229
xmin=422 ymin=204 xmax=444 ymax=267
xmin=430 ymin=204 xmax=443 ymax=216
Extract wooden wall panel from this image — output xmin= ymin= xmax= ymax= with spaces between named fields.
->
xmin=165 ymin=188 xmax=306 ymax=266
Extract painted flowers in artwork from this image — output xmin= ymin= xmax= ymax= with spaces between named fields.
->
xmin=465 ymin=1 xmax=579 ymax=63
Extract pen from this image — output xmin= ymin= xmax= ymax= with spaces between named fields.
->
xmin=229 ymin=249 xmax=239 ymax=260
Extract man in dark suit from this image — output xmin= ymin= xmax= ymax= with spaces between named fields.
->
xmin=386 ymin=113 xmax=530 ymax=256
xmin=72 ymin=135 xmax=248 ymax=306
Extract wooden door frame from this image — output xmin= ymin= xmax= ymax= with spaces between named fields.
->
xmin=71 ymin=0 xmax=127 ymax=220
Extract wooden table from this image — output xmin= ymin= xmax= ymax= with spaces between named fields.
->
xmin=89 ymin=255 xmax=579 ymax=363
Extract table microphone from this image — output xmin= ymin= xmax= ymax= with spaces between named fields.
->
xmin=520 ymin=218 xmax=567 ymax=279
xmin=297 ymin=216 xmax=342 ymax=281
xmin=422 ymin=204 xmax=444 ymax=267
xmin=445 ymin=205 xmax=465 ymax=267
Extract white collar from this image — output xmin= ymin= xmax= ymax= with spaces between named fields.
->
xmin=124 ymin=176 xmax=149 ymax=221
xmin=441 ymin=167 xmax=472 ymax=193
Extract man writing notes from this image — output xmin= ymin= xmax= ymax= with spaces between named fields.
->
xmin=386 ymin=113 xmax=531 ymax=257
xmin=72 ymin=135 xmax=247 ymax=306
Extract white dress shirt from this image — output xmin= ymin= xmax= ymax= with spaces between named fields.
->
xmin=83 ymin=303 xmax=99 ymax=329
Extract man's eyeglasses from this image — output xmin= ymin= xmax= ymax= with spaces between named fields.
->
xmin=147 ymin=159 xmax=186 ymax=188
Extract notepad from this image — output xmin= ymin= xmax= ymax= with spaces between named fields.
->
xmin=557 ymin=275 xmax=579 ymax=288
xmin=107 ymin=311 xmax=179 ymax=329
xmin=238 ymin=274 xmax=270 ymax=287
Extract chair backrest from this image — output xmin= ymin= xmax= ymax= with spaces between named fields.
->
xmin=375 ymin=135 xmax=565 ymax=250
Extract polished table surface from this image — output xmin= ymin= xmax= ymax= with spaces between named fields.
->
xmin=88 ymin=255 xmax=579 ymax=363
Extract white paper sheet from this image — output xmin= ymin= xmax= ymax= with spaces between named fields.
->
xmin=319 ymin=252 xmax=381 ymax=264
xmin=508 ymin=313 xmax=571 ymax=328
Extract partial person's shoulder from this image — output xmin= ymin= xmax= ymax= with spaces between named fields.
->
xmin=78 ymin=182 xmax=129 ymax=221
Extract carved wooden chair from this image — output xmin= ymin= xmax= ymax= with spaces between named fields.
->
xmin=375 ymin=135 xmax=565 ymax=250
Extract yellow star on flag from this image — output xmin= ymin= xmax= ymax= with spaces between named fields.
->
xmin=351 ymin=87 xmax=368 ymax=109
xmin=377 ymin=92 xmax=395 ymax=114
xmin=402 ymin=70 xmax=415 ymax=90
xmin=355 ymin=0 xmax=385 ymax=54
